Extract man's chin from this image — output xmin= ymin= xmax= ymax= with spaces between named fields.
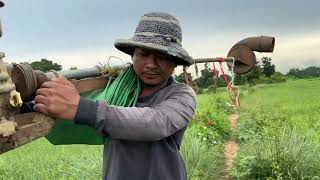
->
xmin=142 ymin=81 xmax=160 ymax=86
xmin=141 ymin=78 xmax=163 ymax=87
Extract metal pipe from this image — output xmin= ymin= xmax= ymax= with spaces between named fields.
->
xmin=231 ymin=36 xmax=275 ymax=53
xmin=193 ymin=57 xmax=234 ymax=64
xmin=58 ymin=66 xmax=104 ymax=79
xmin=46 ymin=64 xmax=130 ymax=80
xmin=11 ymin=63 xmax=131 ymax=101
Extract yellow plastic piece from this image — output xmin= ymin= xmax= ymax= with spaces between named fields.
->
xmin=9 ymin=90 xmax=23 ymax=108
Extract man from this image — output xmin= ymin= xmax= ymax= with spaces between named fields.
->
xmin=34 ymin=12 xmax=196 ymax=180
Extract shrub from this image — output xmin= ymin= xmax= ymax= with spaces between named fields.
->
xmin=232 ymin=128 xmax=320 ymax=179
xmin=269 ymin=72 xmax=287 ymax=83
xmin=181 ymin=124 xmax=225 ymax=180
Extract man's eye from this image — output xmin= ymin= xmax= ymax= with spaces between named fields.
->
xmin=158 ymin=54 xmax=173 ymax=62
xmin=138 ymin=50 xmax=149 ymax=57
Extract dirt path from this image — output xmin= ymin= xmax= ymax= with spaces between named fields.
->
xmin=220 ymin=113 xmax=239 ymax=179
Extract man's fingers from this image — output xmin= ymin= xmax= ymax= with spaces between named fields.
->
xmin=33 ymin=103 xmax=49 ymax=115
xmin=33 ymin=76 xmax=80 ymax=120
xmin=36 ymin=88 xmax=52 ymax=96
xmin=52 ymin=77 xmax=74 ymax=86
xmin=40 ymin=81 xmax=60 ymax=89
xmin=34 ymin=95 xmax=49 ymax=105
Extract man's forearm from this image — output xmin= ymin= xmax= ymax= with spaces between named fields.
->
xmin=74 ymin=93 xmax=195 ymax=141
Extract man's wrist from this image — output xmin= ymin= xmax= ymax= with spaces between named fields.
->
xmin=74 ymin=97 xmax=98 ymax=126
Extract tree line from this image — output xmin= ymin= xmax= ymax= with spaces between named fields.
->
xmin=24 ymin=58 xmax=78 ymax=72
xmin=287 ymin=66 xmax=320 ymax=78
xmin=175 ymin=57 xmax=320 ymax=88
xmin=25 ymin=58 xmax=320 ymax=88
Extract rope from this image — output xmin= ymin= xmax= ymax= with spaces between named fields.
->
xmin=183 ymin=65 xmax=199 ymax=94
xmin=228 ymin=57 xmax=240 ymax=107
xmin=183 ymin=66 xmax=190 ymax=85
xmin=212 ymin=62 xmax=219 ymax=81
xmin=195 ymin=63 xmax=199 ymax=77
xmin=218 ymin=57 xmax=240 ymax=107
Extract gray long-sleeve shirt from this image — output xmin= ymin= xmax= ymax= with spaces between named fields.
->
xmin=74 ymin=78 xmax=196 ymax=180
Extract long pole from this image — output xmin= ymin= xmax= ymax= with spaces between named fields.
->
xmin=193 ymin=57 xmax=234 ymax=64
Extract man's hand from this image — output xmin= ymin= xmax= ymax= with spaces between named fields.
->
xmin=33 ymin=77 xmax=80 ymax=120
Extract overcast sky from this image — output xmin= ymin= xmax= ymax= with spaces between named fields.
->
xmin=0 ymin=0 xmax=319 ymax=74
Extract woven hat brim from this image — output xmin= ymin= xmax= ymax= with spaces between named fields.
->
xmin=114 ymin=39 xmax=193 ymax=66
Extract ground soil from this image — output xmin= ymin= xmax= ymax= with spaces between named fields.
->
xmin=220 ymin=113 xmax=239 ymax=179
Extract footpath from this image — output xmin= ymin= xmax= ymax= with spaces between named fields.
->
xmin=220 ymin=112 xmax=239 ymax=179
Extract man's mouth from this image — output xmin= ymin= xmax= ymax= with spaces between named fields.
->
xmin=144 ymin=72 xmax=159 ymax=76
xmin=143 ymin=73 xmax=160 ymax=79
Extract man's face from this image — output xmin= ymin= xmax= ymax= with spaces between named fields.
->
xmin=133 ymin=48 xmax=176 ymax=86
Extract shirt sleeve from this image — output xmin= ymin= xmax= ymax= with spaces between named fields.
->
xmin=19 ymin=101 xmax=35 ymax=113
xmin=74 ymin=86 xmax=196 ymax=141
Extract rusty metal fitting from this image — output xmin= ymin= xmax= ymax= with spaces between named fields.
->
xmin=11 ymin=63 xmax=38 ymax=101
xmin=227 ymin=36 xmax=275 ymax=74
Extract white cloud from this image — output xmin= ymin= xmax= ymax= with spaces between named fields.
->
xmin=4 ymin=31 xmax=320 ymax=75
xmin=4 ymin=46 xmax=132 ymax=70
xmin=271 ymin=32 xmax=320 ymax=72
xmin=184 ymin=31 xmax=320 ymax=74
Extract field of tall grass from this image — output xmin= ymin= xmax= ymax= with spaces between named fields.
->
xmin=232 ymin=78 xmax=320 ymax=179
xmin=2 ymin=78 xmax=318 ymax=179
xmin=181 ymin=90 xmax=232 ymax=179
xmin=0 ymin=139 xmax=103 ymax=179
xmin=0 ymin=88 xmax=232 ymax=180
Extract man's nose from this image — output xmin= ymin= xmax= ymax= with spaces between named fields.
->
xmin=145 ymin=54 xmax=158 ymax=68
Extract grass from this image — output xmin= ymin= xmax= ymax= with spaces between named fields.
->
xmin=181 ymin=90 xmax=233 ymax=179
xmin=0 ymin=138 xmax=103 ymax=179
xmin=5 ymin=79 xmax=319 ymax=179
xmin=0 ymin=88 xmax=232 ymax=180
xmin=181 ymin=124 xmax=224 ymax=180
xmin=232 ymin=79 xmax=320 ymax=179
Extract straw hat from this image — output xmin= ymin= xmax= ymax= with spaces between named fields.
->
xmin=114 ymin=12 xmax=193 ymax=66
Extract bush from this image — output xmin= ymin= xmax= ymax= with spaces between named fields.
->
xmin=181 ymin=124 xmax=225 ymax=180
xmin=181 ymin=91 xmax=233 ymax=179
xmin=232 ymin=128 xmax=320 ymax=179
xmin=269 ymin=72 xmax=287 ymax=83
xmin=193 ymin=94 xmax=232 ymax=144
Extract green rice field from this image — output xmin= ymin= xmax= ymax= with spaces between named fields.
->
xmin=233 ymin=78 xmax=320 ymax=179
xmin=1 ymin=78 xmax=319 ymax=179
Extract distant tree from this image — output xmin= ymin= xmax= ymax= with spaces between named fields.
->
xmin=261 ymin=57 xmax=275 ymax=77
xmin=234 ymin=74 xmax=244 ymax=85
xmin=287 ymin=68 xmax=300 ymax=77
xmin=69 ymin=66 xmax=78 ymax=70
xmin=196 ymin=68 xmax=215 ymax=88
xmin=174 ymin=72 xmax=184 ymax=83
xmin=174 ymin=72 xmax=192 ymax=84
xmin=269 ymin=71 xmax=286 ymax=83
xmin=287 ymin=66 xmax=320 ymax=78
xmin=303 ymin=66 xmax=320 ymax=77
xmin=30 ymin=59 xmax=62 ymax=72
xmin=235 ymin=64 xmax=263 ymax=85
xmin=193 ymin=67 xmax=231 ymax=88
